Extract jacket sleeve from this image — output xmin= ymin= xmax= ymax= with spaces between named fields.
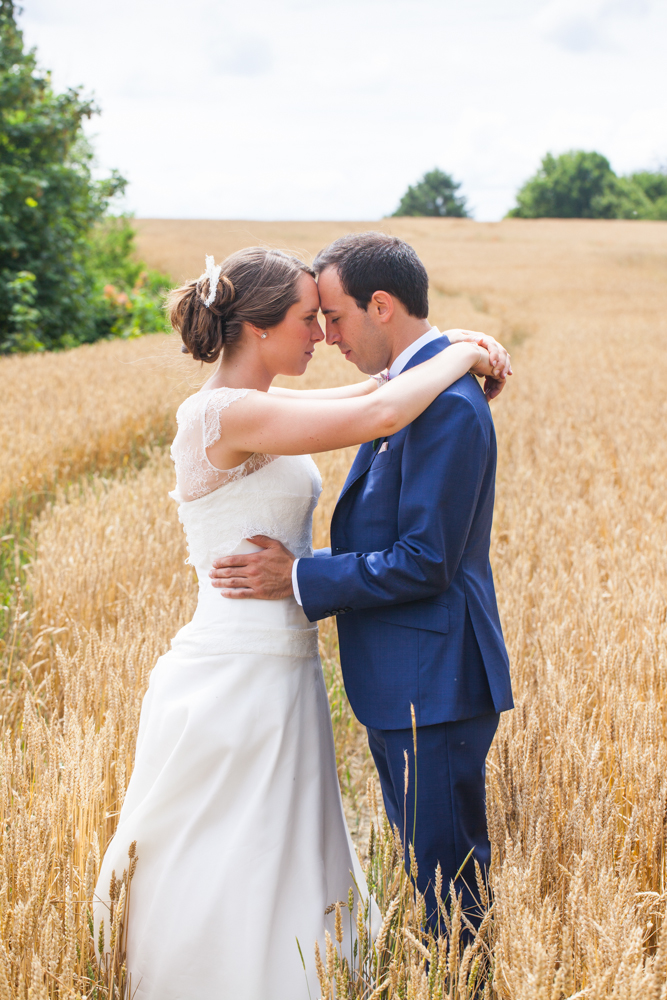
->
xmin=297 ymin=388 xmax=490 ymax=622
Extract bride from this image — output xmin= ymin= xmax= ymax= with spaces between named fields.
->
xmin=94 ymin=247 xmax=504 ymax=999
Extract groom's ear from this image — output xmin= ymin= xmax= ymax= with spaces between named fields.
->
xmin=368 ymin=291 xmax=394 ymax=324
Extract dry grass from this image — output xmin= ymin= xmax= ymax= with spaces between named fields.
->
xmin=1 ymin=217 xmax=667 ymax=997
xmin=0 ymin=335 xmax=182 ymax=519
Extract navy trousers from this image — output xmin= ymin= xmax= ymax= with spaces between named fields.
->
xmin=367 ymin=711 xmax=499 ymax=931
xmin=366 ymin=605 xmax=500 ymax=929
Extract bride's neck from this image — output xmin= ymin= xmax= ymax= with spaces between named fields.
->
xmin=204 ymin=346 xmax=274 ymax=393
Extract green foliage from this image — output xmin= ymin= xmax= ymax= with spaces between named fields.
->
xmin=627 ymin=170 xmax=667 ymax=220
xmin=393 ymin=168 xmax=470 ymax=218
xmin=508 ymin=150 xmax=667 ymax=220
xmin=4 ymin=269 xmax=41 ymax=351
xmin=508 ymin=151 xmax=616 ymax=219
xmin=0 ymin=0 xmax=170 ymax=353
xmin=88 ymin=216 xmax=171 ymax=341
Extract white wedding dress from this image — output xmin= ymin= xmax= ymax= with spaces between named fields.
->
xmin=94 ymin=387 xmax=374 ymax=999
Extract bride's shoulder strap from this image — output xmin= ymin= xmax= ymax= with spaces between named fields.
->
xmin=203 ymin=387 xmax=252 ymax=448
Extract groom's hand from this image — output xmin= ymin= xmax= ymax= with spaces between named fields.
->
xmin=209 ymin=536 xmax=295 ymax=600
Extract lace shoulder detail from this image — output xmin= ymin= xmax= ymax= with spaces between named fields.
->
xmin=171 ymin=387 xmax=275 ymax=503
xmin=203 ymin=387 xmax=250 ymax=449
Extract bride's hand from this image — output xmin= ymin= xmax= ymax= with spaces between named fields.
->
xmin=444 ymin=329 xmax=512 ymax=381
xmin=469 ymin=345 xmax=495 ymax=378
xmin=468 ymin=346 xmax=508 ymax=401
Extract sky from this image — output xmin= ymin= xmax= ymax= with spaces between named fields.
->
xmin=18 ymin=0 xmax=667 ymax=221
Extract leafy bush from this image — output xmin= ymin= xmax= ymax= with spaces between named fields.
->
xmin=0 ymin=0 xmax=170 ymax=353
xmin=508 ymin=150 xmax=667 ymax=220
xmin=88 ymin=216 xmax=171 ymax=342
xmin=392 ymin=168 xmax=471 ymax=218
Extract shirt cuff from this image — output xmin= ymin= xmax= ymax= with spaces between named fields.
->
xmin=291 ymin=558 xmax=303 ymax=606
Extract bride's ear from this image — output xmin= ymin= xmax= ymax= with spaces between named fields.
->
xmin=248 ymin=323 xmax=269 ymax=340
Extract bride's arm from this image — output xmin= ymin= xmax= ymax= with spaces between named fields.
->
xmin=213 ymin=342 xmax=491 ymax=460
xmin=268 ymin=380 xmax=379 ymax=399
xmin=267 ymin=331 xmax=511 ymax=400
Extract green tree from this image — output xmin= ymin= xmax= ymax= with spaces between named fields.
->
xmin=627 ymin=169 xmax=667 ymax=220
xmin=393 ymin=168 xmax=470 ymax=218
xmin=0 ymin=0 xmax=170 ymax=353
xmin=508 ymin=151 xmax=619 ymax=219
xmin=507 ymin=150 xmax=667 ymax=220
xmin=0 ymin=0 xmax=124 ymax=350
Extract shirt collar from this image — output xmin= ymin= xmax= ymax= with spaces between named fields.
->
xmin=388 ymin=326 xmax=443 ymax=379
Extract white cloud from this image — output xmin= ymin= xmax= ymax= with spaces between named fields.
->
xmin=17 ymin=0 xmax=667 ymax=221
xmin=209 ymin=30 xmax=274 ymax=77
xmin=548 ymin=16 xmax=606 ymax=53
xmin=536 ymin=0 xmax=653 ymax=53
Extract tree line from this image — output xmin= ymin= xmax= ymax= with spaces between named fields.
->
xmin=2 ymin=0 xmax=665 ymax=355
xmin=393 ymin=155 xmax=667 ymax=221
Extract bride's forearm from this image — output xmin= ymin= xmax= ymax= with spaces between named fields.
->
xmin=268 ymin=380 xmax=377 ymax=399
xmin=369 ymin=341 xmax=482 ymax=435
xmin=444 ymin=329 xmax=512 ymax=378
xmin=216 ymin=343 xmax=486 ymax=459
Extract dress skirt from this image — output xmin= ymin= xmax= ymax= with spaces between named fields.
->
xmin=94 ymin=639 xmax=370 ymax=999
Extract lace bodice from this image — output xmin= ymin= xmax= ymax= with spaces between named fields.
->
xmin=172 ymin=450 xmax=322 ymax=570
xmin=167 ymin=388 xmax=322 ymax=658
xmin=171 ymin=387 xmax=276 ymax=503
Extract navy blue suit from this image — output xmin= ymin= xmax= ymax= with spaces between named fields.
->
xmin=297 ymin=335 xmax=513 ymax=924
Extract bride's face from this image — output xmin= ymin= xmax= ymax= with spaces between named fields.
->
xmin=263 ymin=273 xmax=324 ymax=376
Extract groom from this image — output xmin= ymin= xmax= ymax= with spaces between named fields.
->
xmin=210 ymin=232 xmax=513 ymax=928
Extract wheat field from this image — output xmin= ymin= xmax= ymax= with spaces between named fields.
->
xmin=1 ymin=217 xmax=667 ymax=998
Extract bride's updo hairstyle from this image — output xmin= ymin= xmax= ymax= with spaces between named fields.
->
xmin=167 ymin=248 xmax=315 ymax=363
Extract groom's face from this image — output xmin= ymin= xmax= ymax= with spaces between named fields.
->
xmin=317 ymin=266 xmax=392 ymax=375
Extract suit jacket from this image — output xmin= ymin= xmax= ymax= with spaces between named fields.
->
xmin=297 ymin=336 xmax=513 ymax=730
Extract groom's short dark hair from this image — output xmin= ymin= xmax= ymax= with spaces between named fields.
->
xmin=313 ymin=232 xmax=429 ymax=319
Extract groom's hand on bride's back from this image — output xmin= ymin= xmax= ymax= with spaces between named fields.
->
xmin=209 ymin=536 xmax=295 ymax=600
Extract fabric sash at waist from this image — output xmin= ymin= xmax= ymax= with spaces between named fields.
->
xmin=169 ymin=620 xmax=320 ymax=659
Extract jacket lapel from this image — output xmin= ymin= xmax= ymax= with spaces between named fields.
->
xmin=338 ymin=441 xmax=376 ymax=502
xmin=336 ymin=334 xmax=451 ymax=505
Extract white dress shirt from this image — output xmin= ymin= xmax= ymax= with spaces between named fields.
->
xmin=387 ymin=326 xmax=443 ymax=378
xmin=292 ymin=326 xmax=444 ymax=605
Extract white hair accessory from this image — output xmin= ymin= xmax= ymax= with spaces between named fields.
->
xmin=201 ymin=255 xmax=222 ymax=308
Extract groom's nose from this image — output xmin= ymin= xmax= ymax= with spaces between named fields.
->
xmin=325 ymin=321 xmax=340 ymax=345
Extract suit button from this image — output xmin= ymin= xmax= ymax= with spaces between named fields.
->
xmin=343 ymin=607 xmax=352 ymax=613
